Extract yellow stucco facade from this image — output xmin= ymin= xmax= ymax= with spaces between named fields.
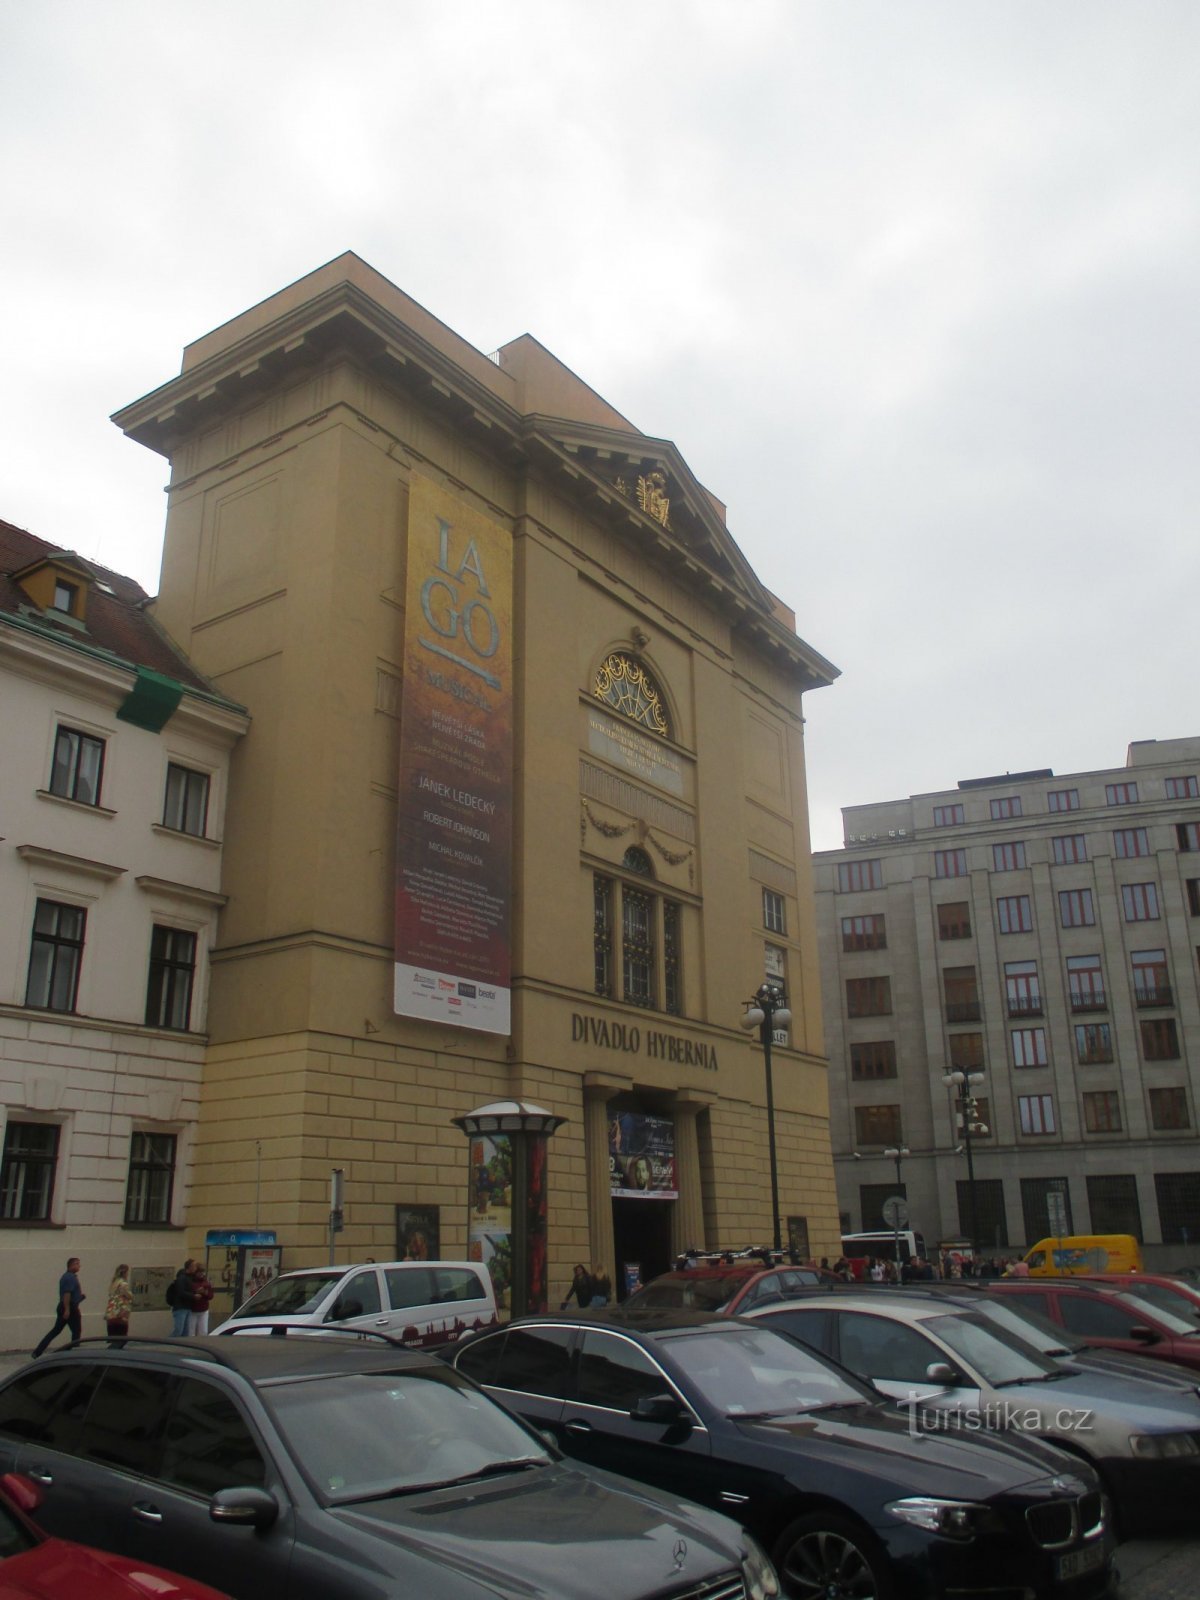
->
xmin=113 ymin=253 xmax=843 ymax=1300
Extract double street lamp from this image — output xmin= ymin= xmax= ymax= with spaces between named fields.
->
xmin=942 ymin=1070 xmax=987 ymax=1252
xmin=740 ymin=983 xmax=791 ymax=1253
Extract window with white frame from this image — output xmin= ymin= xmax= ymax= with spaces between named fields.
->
xmin=0 ymin=1123 xmax=60 ymax=1221
xmin=163 ymin=764 xmax=211 ymax=837
xmin=124 ymin=1131 xmax=177 ymax=1225
xmin=145 ymin=926 xmax=198 ymax=1031
xmin=762 ymin=888 xmax=787 ymax=935
xmin=49 ymin=725 xmax=105 ymax=806
xmin=25 ymin=900 xmax=86 ymax=1013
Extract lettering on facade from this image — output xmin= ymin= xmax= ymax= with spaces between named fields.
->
xmin=570 ymin=1012 xmax=718 ymax=1070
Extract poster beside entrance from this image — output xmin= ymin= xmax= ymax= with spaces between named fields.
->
xmin=608 ymin=1110 xmax=677 ymax=1198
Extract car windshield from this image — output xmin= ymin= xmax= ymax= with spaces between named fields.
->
xmin=973 ymin=1299 xmax=1083 ymax=1355
xmin=1114 ymin=1285 xmax=1200 ymax=1325
xmin=626 ymin=1274 xmax=749 ymax=1312
xmin=665 ymin=1325 xmax=869 ymax=1417
xmin=270 ymin=1367 xmax=551 ymax=1504
xmin=232 ymin=1271 xmax=342 ymax=1317
xmin=1113 ymin=1292 xmax=1199 ymax=1336
xmin=925 ymin=1313 xmax=1063 ymax=1385
xmin=0 ymin=1496 xmax=37 ymax=1559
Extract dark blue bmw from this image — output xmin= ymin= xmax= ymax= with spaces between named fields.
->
xmin=451 ymin=1310 xmax=1116 ymax=1600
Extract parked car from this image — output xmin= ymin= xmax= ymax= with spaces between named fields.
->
xmin=987 ymin=1278 xmax=1200 ymax=1374
xmin=450 ymin=1309 xmax=1114 ymax=1599
xmin=623 ymin=1254 xmax=839 ymax=1315
xmin=0 ymin=1470 xmax=231 ymax=1600
xmin=746 ymin=1289 xmax=1200 ymax=1532
xmin=212 ymin=1259 xmax=496 ymax=1347
xmin=1073 ymin=1272 xmax=1200 ymax=1322
xmin=853 ymin=1279 xmax=1200 ymax=1391
xmin=0 ymin=1333 xmax=772 ymax=1600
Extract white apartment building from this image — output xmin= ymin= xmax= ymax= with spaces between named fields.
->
xmin=0 ymin=521 xmax=247 ymax=1345
xmin=814 ymin=738 xmax=1200 ymax=1267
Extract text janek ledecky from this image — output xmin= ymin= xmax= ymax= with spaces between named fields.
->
xmin=571 ymin=1013 xmax=718 ymax=1071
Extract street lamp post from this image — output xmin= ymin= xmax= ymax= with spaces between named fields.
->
xmin=740 ymin=984 xmax=792 ymax=1254
xmin=883 ymin=1145 xmax=910 ymax=1269
xmin=942 ymin=1070 xmax=987 ymax=1253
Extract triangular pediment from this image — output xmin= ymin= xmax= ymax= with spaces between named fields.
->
xmin=521 ymin=418 xmax=837 ymax=691
xmin=526 ymin=418 xmax=765 ymax=604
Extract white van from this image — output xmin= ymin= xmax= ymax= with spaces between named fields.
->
xmin=212 ymin=1259 xmax=497 ymax=1347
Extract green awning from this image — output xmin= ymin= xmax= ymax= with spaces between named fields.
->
xmin=116 ymin=667 xmax=184 ymax=732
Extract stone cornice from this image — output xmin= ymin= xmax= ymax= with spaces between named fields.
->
xmin=16 ymin=845 xmax=125 ymax=881
xmin=135 ymin=875 xmax=228 ymax=909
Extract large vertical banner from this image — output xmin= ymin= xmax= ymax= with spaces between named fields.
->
xmin=395 ymin=475 xmax=513 ymax=1034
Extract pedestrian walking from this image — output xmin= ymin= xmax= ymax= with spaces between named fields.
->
xmin=104 ymin=1263 xmax=133 ymax=1337
xmin=32 ymin=1256 xmax=85 ymax=1358
xmin=186 ymin=1259 xmax=215 ymax=1335
xmin=589 ymin=1264 xmax=612 ymax=1307
xmin=560 ymin=1263 xmax=593 ymax=1310
xmin=169 ymin=1258 xmax=194 ymax=1335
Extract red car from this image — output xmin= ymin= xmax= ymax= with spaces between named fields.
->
xmin=0 ymin=1473 xmax=229 ymax=1600
xmin=623 ymin=1252 xmax=840 ymax=1314
xmin=1074 ymin=1272 xmax=1200 ymax=1323
xmin=988 ymin=1279 xmax=1200 ymax=1372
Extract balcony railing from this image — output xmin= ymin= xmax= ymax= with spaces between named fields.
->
xmin=1069 ymin=991 xmax=1107 ymax=1013
xmin=1006 ymin=995 xmax=1043 ymax=1018
xmin=946 ymin=1001 xmax=982 ymax=1023
xmin=1134 ymin=984 xmax=1174 ymax=1008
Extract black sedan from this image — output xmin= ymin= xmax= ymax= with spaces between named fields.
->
xmin=451 ymin=1310 xmax=1115 ymax=1600
xmin=0 ymin=1333 xmax=776 ymax=1600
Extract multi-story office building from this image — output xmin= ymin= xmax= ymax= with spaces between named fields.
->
xmin=110 ymin=253 xmax=843 ymax=1307
xmin=0 ymin=521 xmax=247 ymax=1345
xmin=815 ymin=739 xmax=1200 ymax=1266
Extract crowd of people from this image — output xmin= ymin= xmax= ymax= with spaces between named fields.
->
xmin=822 ymin=1253 xmax=1030 ymax=1282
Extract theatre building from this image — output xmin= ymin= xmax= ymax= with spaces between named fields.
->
xmin=113 ymin=253 xmax=841 ymax=1304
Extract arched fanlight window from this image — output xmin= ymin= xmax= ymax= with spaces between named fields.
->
xmin=593 ymin=654 xmax=670 ymax=738
xmin=622 ymin=847 xmax=653 ymax=877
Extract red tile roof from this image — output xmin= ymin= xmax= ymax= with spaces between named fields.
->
xmin=0 ymin=518 xmax=215 ymax=696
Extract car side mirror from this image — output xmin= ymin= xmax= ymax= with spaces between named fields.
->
xmin=924 ymin=1362 xmax=960 ymax=1386
xmin=630 ymin=1393 xmax=689 ymax=1426
xmin=210 ymin=1486 xmax=280 ymax=1529
xmin=1129 ymin=1325 xmax=1161 ymax=1345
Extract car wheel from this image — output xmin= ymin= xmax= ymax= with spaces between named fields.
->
xmin=773 ymin=1512 xmax=894 ymax=1600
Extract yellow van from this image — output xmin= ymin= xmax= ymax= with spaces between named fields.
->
xmin=1023 ymin=1234 xmax=1143 ymax=1276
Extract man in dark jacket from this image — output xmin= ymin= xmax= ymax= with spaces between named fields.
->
xmin=32 ymin=1257 xmax=84 ymax=1357
xmin=170 ymin=1259 xmax=194 ymax=1336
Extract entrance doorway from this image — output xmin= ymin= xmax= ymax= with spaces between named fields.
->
xmin=611 ymin=1198 xmax=673 ymax=1299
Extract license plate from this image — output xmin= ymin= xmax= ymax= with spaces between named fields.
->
xmin=1055 ymin=1541 xmax=1106 ymax=1582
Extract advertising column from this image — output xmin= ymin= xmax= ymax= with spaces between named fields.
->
xmin=394 ymin=475 xmax=513 ymax=1034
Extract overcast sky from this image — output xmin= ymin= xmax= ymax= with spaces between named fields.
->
xmin=3 ymin=2 xmax=1197 ymax=850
